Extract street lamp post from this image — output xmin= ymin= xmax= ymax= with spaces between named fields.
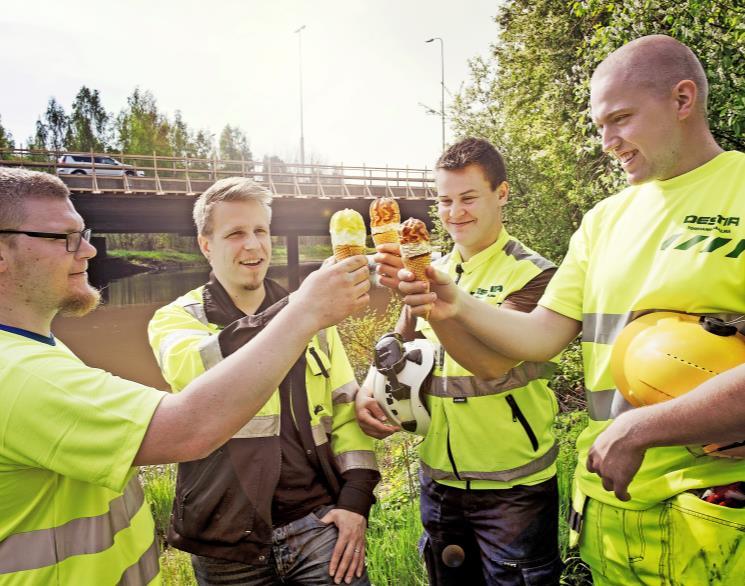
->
xmin=294 ymin=25 xmax=306 ymax=166
xmin=426 ymin=37 xmax=445 ymax=151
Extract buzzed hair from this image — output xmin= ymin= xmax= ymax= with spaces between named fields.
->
xmin=592 ymin=35 xmax=709 ymax=114
xmin=0 ymin=168 xmax=70 ymax=230
xmin=436 ymin=137 xmax=507 ymax=190
xmin=193 ymin=177 xmax=273 ymax=236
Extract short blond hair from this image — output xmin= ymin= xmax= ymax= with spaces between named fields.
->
xmin=193 ymin=177 xmax=273 ymax=236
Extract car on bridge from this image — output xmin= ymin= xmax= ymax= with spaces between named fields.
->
xmin=56 ymin=154 xmax=145 ymax=177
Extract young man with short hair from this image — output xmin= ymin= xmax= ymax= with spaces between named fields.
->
xmin=358 ymin=138 xmax=562 ymax=585
xmin=149 ymin=177 xmax=379 ymax=585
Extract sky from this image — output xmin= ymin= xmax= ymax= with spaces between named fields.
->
xmin=0 ymin=0 xmax=502 ymax=170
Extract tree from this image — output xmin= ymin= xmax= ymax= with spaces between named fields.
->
xmin=115 ymin=89 xmax=172 ymax=157
xmin=31 ymin=98 xmax=68 ymax=152
xmin=0 ymin=116 xmax=14 ymax=157
xmin=218 ymin=124 xmax=253 ymax=174
xmin=65 ymin=86 xmax=109 ymax=152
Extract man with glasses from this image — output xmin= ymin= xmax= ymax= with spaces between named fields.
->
xmin=0 ymin=168 xmax=371 ymax=584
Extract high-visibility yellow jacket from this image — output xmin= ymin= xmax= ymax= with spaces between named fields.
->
xmin=541 ymin=151 xmax=745 ymax=509
xmin=0 ymin=328 xmax=163 ymax=585
xmin=417 ymin=229 xmax=559 ymax=489
xmin=148 ymin=277 xmax=378 ymax=564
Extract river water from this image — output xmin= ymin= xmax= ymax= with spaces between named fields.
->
xmin=53 ymin=266 xmax=392 ymax=391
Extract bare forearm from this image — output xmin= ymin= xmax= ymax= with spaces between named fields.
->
xmin=620 ymin=364 xmax=745 ymax=450
xmin=135 ymin=303 xmax=318 ymax=464
xmin=430 ymin=318 xmax=517 ymax=379
xmin=455 ymin=295 xmax=579 ymax=362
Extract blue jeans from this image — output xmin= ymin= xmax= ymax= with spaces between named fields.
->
xmin=191 ymin=506 xmax=370 ymax=586
xmin=419 ymin=472 xmax=563 ymax=585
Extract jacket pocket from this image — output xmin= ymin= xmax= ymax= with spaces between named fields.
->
xmin=505 ymin=394 xmax=539 ymax=451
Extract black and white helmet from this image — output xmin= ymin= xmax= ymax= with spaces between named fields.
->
xmin=369 ymin=332 xmax=434 ymax=436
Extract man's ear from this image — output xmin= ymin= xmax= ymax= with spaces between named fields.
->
xmin=197 ymin=234 xmax=211 ymax=261
xmin=674 ymin=79 xmax=697 ymax=121
xmin=496 ymin=181 xmax=509 ymax=207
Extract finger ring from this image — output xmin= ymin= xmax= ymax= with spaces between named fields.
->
xmin=354 ymin=548 xmax=361 ymax=553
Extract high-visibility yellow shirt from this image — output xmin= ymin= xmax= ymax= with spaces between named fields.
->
xmin=0 ymin=328 xmax=165 ymax=584
xmin=540 ymin=151 xmax=745 ymax=509
xmin=417 ymin=228 xmax=559 ymax=489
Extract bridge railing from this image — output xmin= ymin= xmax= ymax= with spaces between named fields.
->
xmin=0 ymin=148 xmax=436 ymax=199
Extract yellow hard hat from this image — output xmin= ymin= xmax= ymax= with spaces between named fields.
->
xmin=611 ymin=311 xmax=745 ymax=457
xmin=612 ymin=312 xmax=745 ymax=407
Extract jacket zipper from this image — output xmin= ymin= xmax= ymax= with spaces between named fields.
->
xmin=505 ymin=394 xmax=539 ymax=451
xmin=308 ymin=347 xmax=330 ymax=378
xmin=445 ymin=426 xmax=462 ymax=481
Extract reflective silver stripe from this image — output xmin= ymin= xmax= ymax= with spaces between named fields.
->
xmin=581 ymin=312 xmax=633 ymax=344
xmin=332 ymin=381 xmax=359 ymax=404
xmin=197 ymin=334 xmax=223 ymax=370
xmin=317 ymin=329 xmax=329 ymax=356
xmin=421 ymin=441 xmax=559 ymax=483
xmin=0 ymin=478 xmax=145 ymax=574
xmin=580 ymin=309 xmax=745 ymax=344
xmin=586 ymin=389 xmax=616 ymax=421
xmin=320 ymin=415 xmax=333 ymax=434
xmin=232 ymin=415 xmax=280 ymax=439
xmin=157 ymin=329 xmax=210 ymax=365
xmin=312 ymin=422 xmax=329 ymax=446
xmin=428 ymin=362 xmax=555 ymax=398
xmin=335 ymin=450 xmax=378 ymax=472
xmin=502 ymin=240 xmax=555 ymax=271
xmin=182 ymin=302 xmax=209 ymax=325
xmin=118 ymin=535 xmax=160 ymax=586
xmin=586 ymin=389 xmax=636 ymax=421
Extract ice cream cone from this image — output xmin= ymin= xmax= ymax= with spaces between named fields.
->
xmin=370 ymin=198 xmax=401 ymax=248
xmin=371 ymin=230 xmax=400 ymax=246
xmin=398 ymin=217 xmax=432 ymax=320
xmin=333 ymin=244 xmax=366 ymax=260
xmin=330 ymin=209 xmax=367 ymax=262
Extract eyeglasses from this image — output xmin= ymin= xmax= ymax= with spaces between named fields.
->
xmin=0 ymin=228 xmax=93 ymax=252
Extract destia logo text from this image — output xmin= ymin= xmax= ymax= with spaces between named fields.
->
xmin=684 ymin=215 xmax=740 ymax=227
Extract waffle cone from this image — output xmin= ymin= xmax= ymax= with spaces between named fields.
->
xmin=403 ymin=253 xmax=431 ymax=319
xmin=372 ymin=230 xmax=399 ymax=246
xmin=333 ymin=244 xmax=366 ymax=261
xmin=402 ymin=253 xmax=431 ymax=282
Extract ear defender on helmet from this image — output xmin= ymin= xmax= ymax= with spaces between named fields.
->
xmin=369 ymin=332 xmax=435 ymax=436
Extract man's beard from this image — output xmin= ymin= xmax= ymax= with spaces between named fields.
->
xmin=59 ymin=285 xmax=102 ymax=317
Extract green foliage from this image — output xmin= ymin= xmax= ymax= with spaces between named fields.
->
xmin=139 ymin=465 xmax=177 ymax=546
xmin=366 ymin=501 xmax=427 ymax=585
xmin=219 ymin=124 xmax=254 ymax=173
xmin=66 ymin=86 xmax=110 ymax=152
xmin=31 ymin=97 xmax=68 ymax=152
xmin=0 ymin=115 xmax=14 ymax=154
xmin=337 ymin=295 xmax=403 ymax=381
xmin=551 ymin=340 xmax=586 ymax=413
xmin=159 ymin=547 xmax=196 ymax=586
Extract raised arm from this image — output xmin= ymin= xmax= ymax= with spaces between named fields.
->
xmin=134 ymin=256 xmax=370 ymax=465
xmin=398 ymin=265 xmax=580 ymax=362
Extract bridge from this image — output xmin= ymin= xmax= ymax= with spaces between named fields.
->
xmin=0 ymin=149 xmax=437 ymax=288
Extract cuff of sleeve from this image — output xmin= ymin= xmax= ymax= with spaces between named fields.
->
xmin=335 ymin=478 xmax=379 ymax=518
xmin=538 ymin=296 xmax=583 ymax=322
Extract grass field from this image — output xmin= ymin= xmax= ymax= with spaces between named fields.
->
xmin=142 ymin=411 xmax=591 ymax=585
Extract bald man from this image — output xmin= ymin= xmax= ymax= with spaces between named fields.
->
xmin=384 ymin=35 xmax=745 ymax=584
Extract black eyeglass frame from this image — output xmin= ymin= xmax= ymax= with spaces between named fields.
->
xmin=0 ymin=229 xmax=93 ymax=252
